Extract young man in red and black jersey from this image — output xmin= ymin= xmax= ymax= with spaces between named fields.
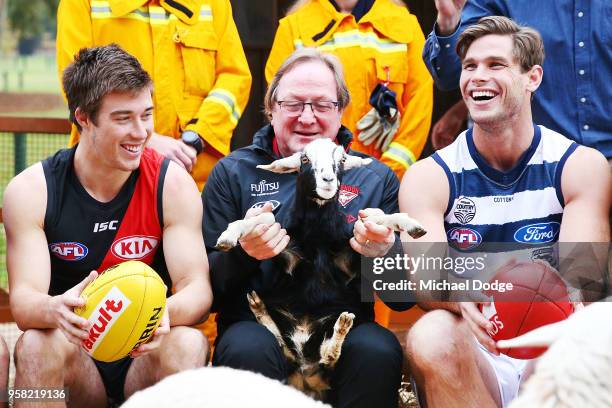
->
xmin=3 ymin=45 xmax=212 ymax=407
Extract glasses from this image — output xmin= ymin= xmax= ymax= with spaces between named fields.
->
xmin=277 ymin=100 xmax=339 ymax=116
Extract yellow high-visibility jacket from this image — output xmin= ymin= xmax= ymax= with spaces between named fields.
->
xmin=57 ymin=0 xmax=252 ymax=190
xmin=265 ymin=0 xmax=433 ymax=180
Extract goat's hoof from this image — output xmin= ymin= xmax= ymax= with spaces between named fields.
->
xmin=215 ymin=233 xmax=238 ymax=251
xmin=246 ymin=291 xmax=266 ymax=313
xmin=407 ymin=226 xmax=427 ymax=239
xmin=334 ymin=312 xmax=355 ymax=335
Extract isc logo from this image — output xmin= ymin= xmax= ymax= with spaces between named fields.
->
xmin=93 ymin=220 xmax=118 ymax=232
xmin=49 ymin=242 xmax=88 ymax=261
xmin=447 ymin=227 xmax=482 ymax=250
xmin=111 ymin=236 xmax=158 ymax=260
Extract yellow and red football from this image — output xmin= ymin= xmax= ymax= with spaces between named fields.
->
xmin=74 ymin=261 xmax=166 ymax=362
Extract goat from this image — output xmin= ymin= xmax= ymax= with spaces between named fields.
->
xmin=215 ymin=138 xmax=425 ymax=400
xmin=497 ymin=301 xmax=612 ymax=408
xmin=123 ymin=366 xmax=331 ymax=408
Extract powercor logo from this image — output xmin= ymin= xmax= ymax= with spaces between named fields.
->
xmin=111 ymin=236 xmax=158 ymax=260
xmin=250 ymin=200 xmax=281 ymax=210
xmin=49 ymin=242 xmax=88 ymax=261
xmin=82 ymin=286 xmax=131 ymax=353
xmin=448 ymin=227 xmax=482 ymax=250
xmin=513 ymin=222 xmax=560 ymax=244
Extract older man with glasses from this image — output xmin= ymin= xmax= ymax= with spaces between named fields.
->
xmin=201 ymin=47 xmax=411 ymax=408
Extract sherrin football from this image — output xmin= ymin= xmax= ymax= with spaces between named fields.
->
xmin=74 ymin=261 xmax=166 ymax=362
xmin=480 ymin=261 xmax=573 ymax=359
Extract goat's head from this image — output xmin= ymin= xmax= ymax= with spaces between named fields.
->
xmin=257 ymin=139 xmax=372 ymax=202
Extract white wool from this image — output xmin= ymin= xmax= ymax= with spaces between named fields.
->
xmin=507 ymin=302 xmax=612 ymax=407
xmin=123 ymin=366 xmax=331 ymax=408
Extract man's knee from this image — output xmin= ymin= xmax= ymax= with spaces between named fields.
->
xmin=342 ymin=323 xmax=402 ymax=367
xmin=213 ymin=322 xmax=285 ymax=380
xmin=159 ymin=326 xmax=209 ymax=371
xmin=15 ymin=329 xmax=68 ymax=370
xmin=405 ymin=310 xmax=468 ymax=373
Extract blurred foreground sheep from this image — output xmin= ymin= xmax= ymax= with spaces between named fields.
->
xmin=123 ymin=366 xmax=330 ymax=408
xmin=497 ymin=301 xmax=612 ymax=408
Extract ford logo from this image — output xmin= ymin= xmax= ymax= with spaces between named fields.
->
xmin=513 ymin=222 xmax=560 ymax=244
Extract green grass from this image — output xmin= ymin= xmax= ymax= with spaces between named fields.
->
xmin=0 ymin=53 xmax=62 ymax=94
xmin=0 ymin=132 xmax=70 ymax=289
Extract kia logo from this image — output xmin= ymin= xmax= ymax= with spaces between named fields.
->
xmin=111 ymin=236 xmax=158 ymax=260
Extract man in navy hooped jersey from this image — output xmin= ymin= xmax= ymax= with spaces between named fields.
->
xmin=400 ymin=16 xmax=610 ymax=407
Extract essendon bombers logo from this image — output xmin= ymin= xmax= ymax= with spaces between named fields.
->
xmin=338 ymin=184 xmax=360 ymax=207
xmin=82 ymin=286 xmax=131 ymax=352
xmin=111 ymin=235 xmax=158 ymax=260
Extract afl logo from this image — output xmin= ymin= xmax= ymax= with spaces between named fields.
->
xmin=49 ymin=242 xmax=88 ymax=261
xmin=514 ymin=222 xmax=560 ymax=244
xmin=447 ymin=227 xmax=482 ymax=250
xmin=111 ymin=236 xmax=159 ymax=260
xmin=454 ymin=197 xmax=476 ymax=224
xmin=250 ymin=200 xmax=280 ymax=210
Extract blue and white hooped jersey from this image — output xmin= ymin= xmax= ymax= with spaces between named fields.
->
xmin=433 ymin=125 xmax=577 ymax=254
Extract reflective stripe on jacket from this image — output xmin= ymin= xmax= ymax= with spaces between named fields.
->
xmin=265 ymin=0 xmax=432 ymax=180
xmin=57 ymin=0 xmax=251 ymax=189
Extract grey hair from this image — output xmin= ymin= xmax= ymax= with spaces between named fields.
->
xmin=263 ymin=47 xmax=350 ymax=120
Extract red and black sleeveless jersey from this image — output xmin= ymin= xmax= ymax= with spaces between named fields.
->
xmin=43 ymin=146 xmax=171 ymax=296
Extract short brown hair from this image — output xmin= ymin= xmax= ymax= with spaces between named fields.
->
xmin=62 ymin=44 xmax=153 ymax=131
xmin=456 ymin=16 xmax=544 ymax=72
xmin=264 ymin=47 xmax=350 ymax=120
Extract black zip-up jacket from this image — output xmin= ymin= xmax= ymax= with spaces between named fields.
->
xmin=202 ymin=125 xmax=411 ymax=331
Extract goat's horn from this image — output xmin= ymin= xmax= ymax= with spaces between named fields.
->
xmin=344 ymin=154 xmax=372 ymax=170
xmin=496 ymin=319 xmax=570 ymax=349
xmin=257 ymin=152 xmax=301 ymax=173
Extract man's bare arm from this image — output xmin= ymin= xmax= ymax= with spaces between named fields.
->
xmin=558 ymin=146 xmax=611 ymax=301
xmin=162 ymin=163 xmax=212 ymax=326
xmin=399 ymin=158 xmax=460 ymax=313
xmin=3 ymin=164 xmax=92 ymax=342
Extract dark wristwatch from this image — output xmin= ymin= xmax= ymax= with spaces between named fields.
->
xmin=181 ymin=130 xmax=204 ymax=155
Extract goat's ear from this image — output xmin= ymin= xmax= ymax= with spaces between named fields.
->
xmin=256 ymin=152 xmax=301 ymax=173
xmin=343 ymin=155 xmax=373 ymax=170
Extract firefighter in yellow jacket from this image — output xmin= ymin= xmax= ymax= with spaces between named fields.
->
xmin=57 ymin=0 xmax=251 ymax=190
xmin=265 ymin=0 xmax=433 ymax=180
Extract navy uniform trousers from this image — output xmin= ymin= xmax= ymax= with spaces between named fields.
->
xmin=213 ymin=320 xmax=402 ymax=408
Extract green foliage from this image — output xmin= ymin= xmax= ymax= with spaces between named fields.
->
xmin=6 ymin=0 xmax=60 ymax=40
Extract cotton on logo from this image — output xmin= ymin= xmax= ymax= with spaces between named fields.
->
xmin=111 ymin=236 xmax=158 ymax=260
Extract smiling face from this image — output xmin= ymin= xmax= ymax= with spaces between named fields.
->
xmin=78 ymin=88 xmax=154 ymax=172
xmin=271 ymin=60 xmax=343 ymax=158
xmin=460 ymin=34 xmax=541 ymax=128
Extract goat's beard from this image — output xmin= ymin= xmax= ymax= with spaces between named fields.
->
xmin=315 ymin=185 xmax=338 ymax=201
